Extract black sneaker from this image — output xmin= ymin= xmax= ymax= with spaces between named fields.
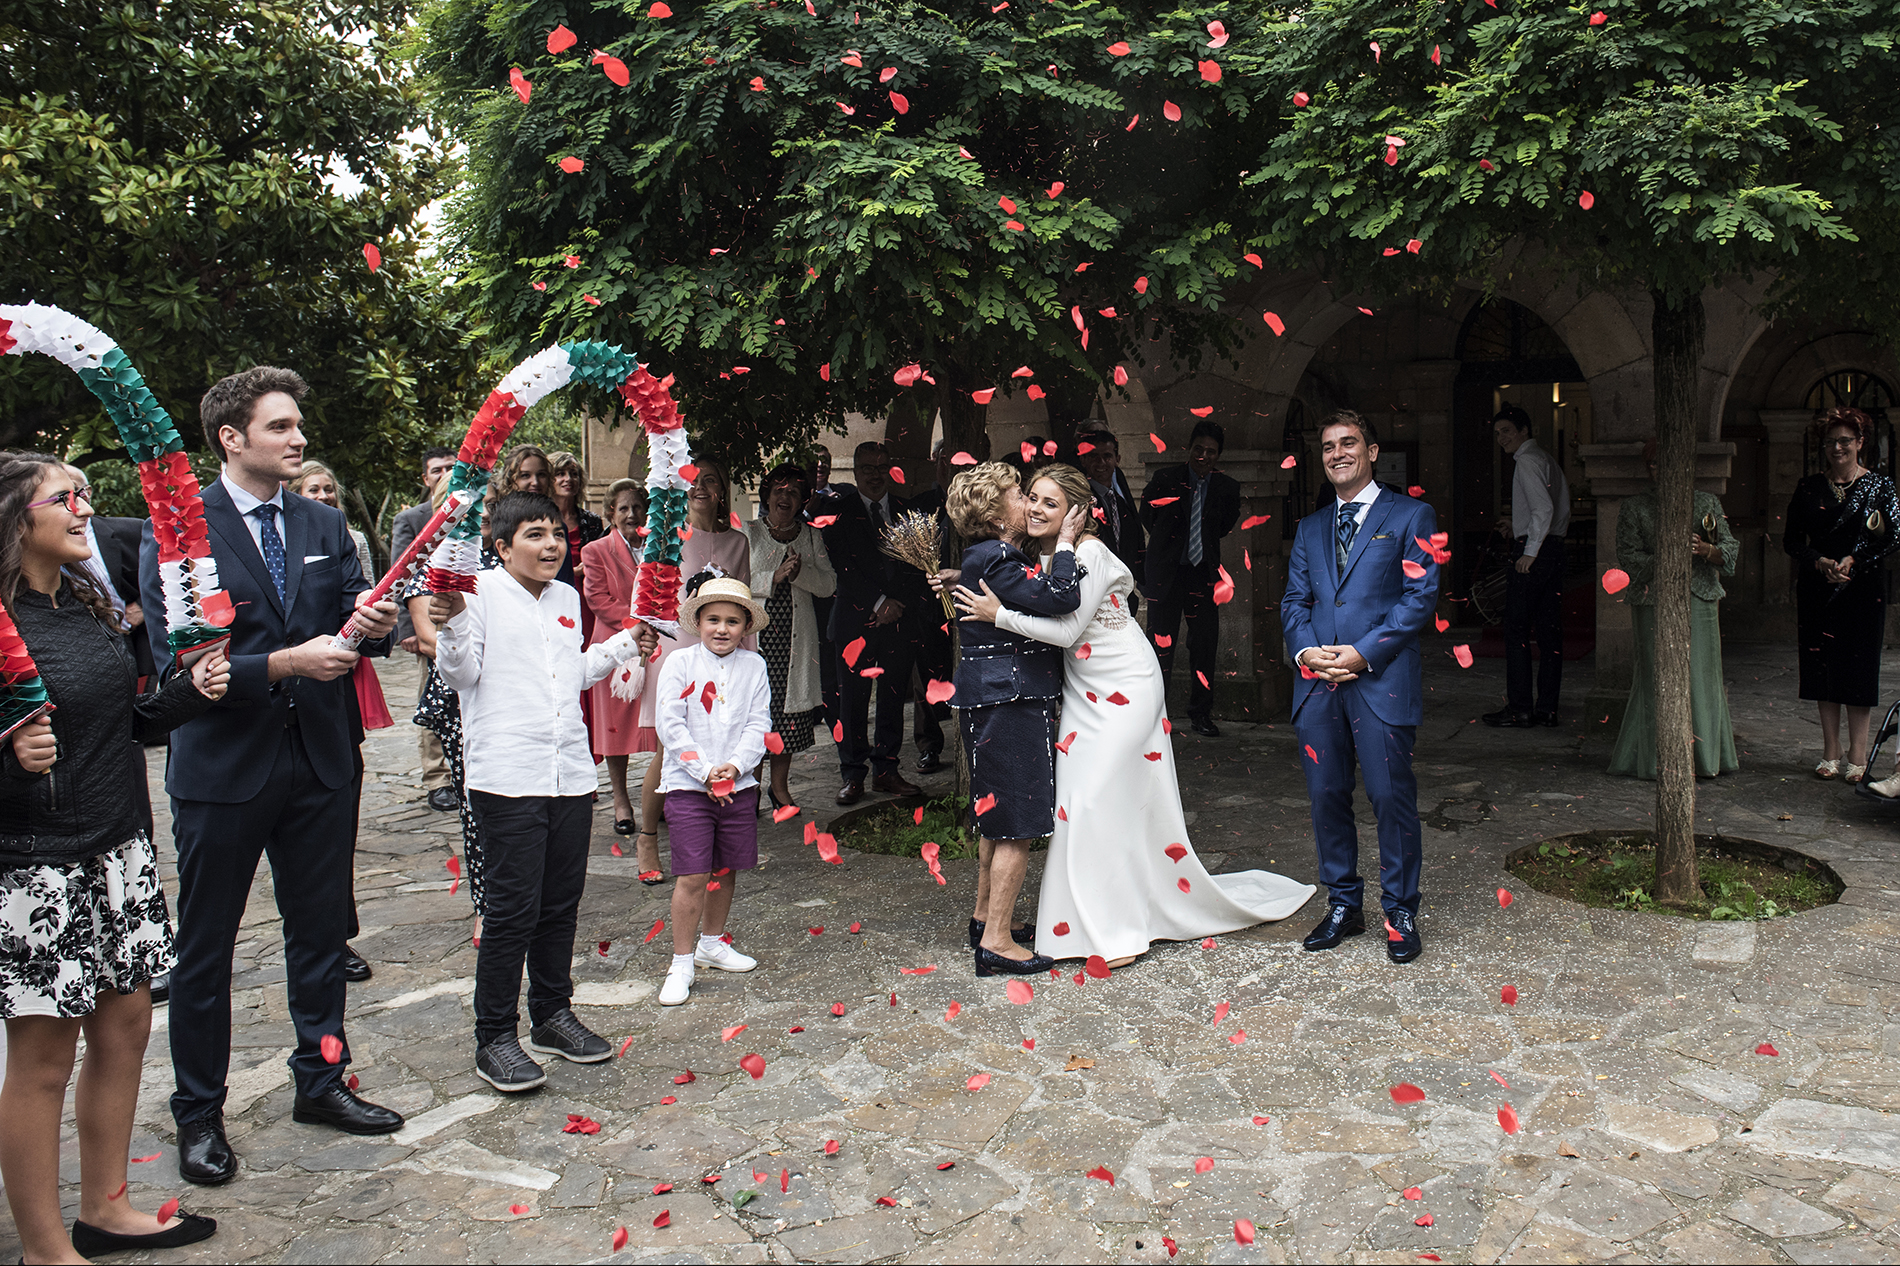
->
xmin=526 ymin=1009 xmax=613 ymax=1064
xmin=476 ymin=1037 xmax=547 ymax=1092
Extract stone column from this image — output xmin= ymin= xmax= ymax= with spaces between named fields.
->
xmin=1758 ymin=411 xmax=1811 ymax=609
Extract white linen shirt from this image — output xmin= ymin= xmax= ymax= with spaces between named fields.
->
xmin=655 ymin=642 xmax=773 ymax=796
xmin=1509 ymin=437 xmax=1571 ymax=557
xmin=436 ymin=569 xmax=638 ymax=797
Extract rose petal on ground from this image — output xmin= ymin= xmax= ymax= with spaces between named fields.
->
xmin=945 ymin=1001 xmax=961 ymax=1021
xmin=1415 ymin=1213 xmax=1435 ymax=1226
xmin=825 ymin=1139 xmax=840 ymax=1155
xmin=966 ymin=1073 xmax=990 ymax=1091
xmin=1403 ymin=1186 xmax=1423 ymax=1199
xmin=849 ymin=922 xmax=862 ymax=933
xmin=1501 ymin=984 xmax=1518 ymax=1005
xmin=1228 ymin=1029 xmax=1247 ymax=1044
xmin=1390 ymin=1083 xmax=1426 ymax=1104
xmin=674 ymin=1070 xmax=696 ymax=1084
xmin=722 ymin=1024 xmax=748 ymax=1043
xmin=900 ymin=964 xmax=938 ymax=975
xmin=1194 ymin=1156 xmax=1215 ymax=1174
xmin=1087 ymin=1165 xmax=1115 ymax=1185
xmin=1498 ymin=887 xmax=1514 ymax=907
xmin=1498 ymin=1103 xmax=1521 ymax=1133
xmin=1756 ymin=1042 xmax=1779 ymax=1056
xmin=613 ymin=1227 xmax=629 ymax=1251
xmin=652 ymin=1182 xmax=673 ymax=1194
xmin=1007 ymin=979 xmax=1034 ymax=1003
xmin=1234 ymin=1218 xmax=1255 ymax=1245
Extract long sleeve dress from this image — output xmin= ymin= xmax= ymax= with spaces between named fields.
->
xmin=1608 ymin=489 xmax=1740 ymax=780
xmin=995 ymin=538 xmax=1316 ymax=961
xmin=742 ymin=518 xmax=837 ymax=755
xmin=1783 ymin=471 xmax=1900 ymax=707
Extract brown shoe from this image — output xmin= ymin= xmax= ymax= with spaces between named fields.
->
xmin=837 ymin=780 xmax=864 ymax=805
xmin=872 ymin=771 xmax=922 ymax=796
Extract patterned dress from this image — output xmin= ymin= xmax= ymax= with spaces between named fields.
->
xmin=759 ymin=577 xmax=819 ymax=754
xmin=1784 ymin=471 xmax=1900 ymax=706
xmin=0 ymin=834 xmax=175 ymax=1017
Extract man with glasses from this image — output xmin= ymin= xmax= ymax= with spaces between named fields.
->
xmin=1483 ymin=404 xmax=1571 ymax=728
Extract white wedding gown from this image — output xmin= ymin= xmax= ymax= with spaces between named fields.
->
xmin=996 ymin=538 xmax=1317 ymax=962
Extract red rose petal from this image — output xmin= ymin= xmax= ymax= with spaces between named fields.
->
xmin=1501 ymin=985 xmax=1518 ymax=1005
xmin=653 ymin=1210 xmax=671 ymax=1228
xmin=1390 ymin=1083 xmax=1426 ymax=1105
xmin=1602 ymin=567 xmax=1631 ymax=594
xmin=721 ymin=1024 xmax=748 ymax=1042
xmin=157 ymin=1198 xmax=180 ymax=1226
xmin=363 ymin=242 xmax=382 ymax=272
xmin=1234 ymin=1218 xmax=1255 ymax=1245
xmin=674 ymin=1070 xmax=696 ymax=1084
xmin=1084 ymin=955 xmax=1111 ymax=979
xmin=1403 ymin=1186 xmax=1423 ymax=1200
xmin=1498 ymin=1103 xmax=1520 ymax=1133
xmin=974 ymin=793 xmax=997 ymax=815
xmin=1087 ymin=1165 xmax=1115 ymax=1185
xmin=831 ymin=1002 xmax=846 ymax=1016
xmin=825 ymin=1139 xmax=840 ymax=1155
xmin=1415 ymin=1213 xmax=1435 ymax=1226
xmin=1453 ymin=644 xmax=1474 ymax=668
xmin=966 ymin=1073 xmax=990 ymax=1091
xmin=1194 ymin=1156 xmax=1214 ymax=1174
xmin=1165 ymin=843 xmax=1187 ymax=861
xmin=1163 ymin=100 xmax=1181 ymax=122
xmin=320 ymin=1034 xmax=344 ymax=1065
xmin=1498 ymin=888 xmax=1514 ymax=908
xmin=510 ymin=1203 xmax=531 ymax=1215
xmin=1252 ymin=1115 xmax=1270 ymax=1124
xmin=1756 ymin=1042 xmax=1779 ymax=1056
xmin=559 ymin=155 xmax=585 ymax=173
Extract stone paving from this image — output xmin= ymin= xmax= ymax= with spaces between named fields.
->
xmin=5 ymin=639 xmax=1900 ymax=1264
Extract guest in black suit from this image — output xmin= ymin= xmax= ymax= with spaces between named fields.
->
xmin=806 ymin=444 xmax=840 ymax=725
xmin=389 ymin=447 xmax=457 ymax=812
xmin=818 ymin=441 xmax=927 ymax=805
xmin=139 ymin=367 xmax=406 ymax=1186
xmin=1141 ymin=419 xmax=1241 ymax=737
xmin=902 ymin=440 xmax=963 ymax=776
xmin=1077 ymin=429 xmax=1145 ymax=616
xmin=82 ymin=507 xmax=152 ymax=679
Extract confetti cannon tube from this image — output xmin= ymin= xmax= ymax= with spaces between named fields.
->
xmin=332 ymin=490 xmax=474 ymax=650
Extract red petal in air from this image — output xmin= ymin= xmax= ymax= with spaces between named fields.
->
xmin=1453 ymin=644 xmax=1474 ymax=668
xmin=1052 ymin=922 xmax=1071 ymax=935
xmin=650 ymin=1 xmax=672 ymax=13
xmin=320 ymin=1034 xmax=344 ymax=1064
xmin=972 ymin=388 xmax=995 ymax=404
xmin=1293 ymin=91 xmax=1310 ymax=106
xmin=362 ymin=243 xmax=382 ymax=272
xmin=1163 ymin=100 xmax=1182 ymax=122
xmin=1106 ymin=691 xmax=1129 ymax=705
xmin=974 ymin=793 xmax=997 ymax=815
xmin=889 ymin=91 xmax=909 ymax=113
xmin=1263 ymin=311 xmax=1286 ymax=336
xmin=721 ymin=1024 xmax=748 ymax=1042
xmin=1107 ymin=41 xmax=1130 ymax=55
xmin=548 ymin=23 xmax=577 ymax=52
xmin=1402 ymin=559 xmax=1428 ymax=578
xmin=1281 ymin=454 xmax=1299 ymax=469
xmin=1198 ymin=60 xmax=1221 ymax=82
xmin=1084 ymin=955 xmax=1111 ymax=979
xmin=1177 ymin=878 xmax=1192 ymax=893
xmin=1602 ymin=567 xmax=1631 ymax=594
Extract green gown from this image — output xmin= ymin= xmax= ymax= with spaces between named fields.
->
xmin=1608 ymin=489 xmax=1740 ymax=780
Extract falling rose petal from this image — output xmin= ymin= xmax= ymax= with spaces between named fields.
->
xmin=849 ymin=922 xmax=862 ymax=934
xmin=320 ymin=1034 xmax=344 ymax=1064
xmin=1407 ymin=239 xmax=1423 ymax=253
xmin=532 ymin=280 xmax=546 ymax=291
xmin=360 ymin=241 xmax=384 ymax=272
xmin=509 ymin=67 xmax=532 ymax=103
xmin=880 ymin=66 xmax=898 ymax=82
xmin=1281 ymin=454 xmax=1299 ymax=469
xmin=1402 ymin=559 xmax=1428 ymax=579
xmin=1369 ymin=40 xmax=1381 ymax=61
xmin=132 ymin=1153 xmax=161 ymax=1163
xmin=1085 ymin=955 xmax=1112 ymax=979
xmin=900 ymin=964 xmax=938 ymax=976
xmin=1589 ymin=9 xmax=1607 ymax=23
xmin=1163 ymin=1236 xmax=1179 ymax=1257
xmin=1480 ymin=158 xmax=1495 ymax=171
xmin=1228 ymin=1028 xmax=1247 ymax=1044
xmin=548 ymin=23 xmax=577 ymax=52
xmin=613 ymin=1226 xmax=630 ymax=1250
xmin=740 ymin=1053 xmax=766 ymax=1080
xmin=1498 ymin=1103 xmax=1521 ymax=1134
xmin=816 ymin=833 xmax=841 ymax=864
xmin=1212 ymin=1001 xmax=1230 ymax=1026
xmin=1087 ymin=1165 xmax=1116 ymax=1186
xmin=600 ymin=55 xmax=629 ymax=86
xmin=1144 ymin=751 xmax=1163 ymax=762
xmin=1126 ymin=113 xmax=1139 ymax=130
xmin=1046 ymin=181 xmax=1064 ymax=199
xmin=1054 ymin=731 xmax=1076 ymax=755
xmin=1203 ymin=937 xmax=1217 ymax=949
xmin=1602 ymin=567 xmax=1631 ymax=594
xmin=750 ymin=76 xmax=765 ymax=91
xmin=889 ymin=91 xmax=909 ymax=113
xmin=1403 ymin=1186 xmax=1423 ymax=1200
xmin=1500 ymin=984 xmax=1519 ymax=1005
xmin=1262 ymin=311 xmax=1286 ymax=336
xmin=945 ymin=1001 xmax=961 ymax=1020
xmin=972 ymin=388 xmax=995 ymax=404
xmin=1390 ymin=1083 xmax=1426 ymax=1105
xmin=644 ymin=918 xmax=665 ymax=943
xmin=925 ymin=679 xmax=956 ymax=705
xmin=914 ymin=806 xmax=926 ymax=825
xmin=781 ymin=1168 xmax=791 ymax=1191
xmin=825 ymin=1139 xmax=841 ymax=1155
xmin=1497 ymin=888 xmax=1514 ymax=908
xmin=1294 ymin=90 xmax=1311 ymax=106
xmin=966 ymin=1073 xmax=991 ymax=1091
xmin=564 ymin=254 xmax=581 ymax=268
xmin=1198 ymin=60 xmax=1221 ymax=82
xmin=1234 ymin=1218 xmax=1256 ymax=1245
xmin=1107 ymin=40 xmax=1131 ymax=55
xmin=1431 ymin=43 xmax=1441 ymax=65
xmin=975 ymin=793 xmax=997 ymax=815
xmin=1163 ymin=100 xmax=1182 ymax=122
xmin=1578 ymin=190 xmax=1596 ymax=210
xmin=1006 ymin=979 xmax=1035 ymax=1004
xmin=1435 ymin=614 xmax=1450 ymax=632
xmin=721 ymin=1024 xmax=748 ymax=1043
xmin=618 ymin=1035 xmax=636 ymax=1058
xmin=1453 ymin=644 xmax=1474 ymax=668
xmin=157 ymin=1198 xmax=181 ymax=1226
xmin=1106 ymin=692 xmax=1129 ymax=705
xmin=109 ymin=1181 xmax=127 ymax=1200
xmin=1165 ymin=843 xmax=1188 ymax=861
xmin=1756 ymin=1042 xmax=1779 ymax=1056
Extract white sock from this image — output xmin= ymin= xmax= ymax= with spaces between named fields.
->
xmin=669 ymin=952 xmax=695 ymax=974
xmin=698 ymin=932 xmax=727 ymax=953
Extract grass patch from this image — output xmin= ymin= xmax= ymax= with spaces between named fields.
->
xmin=832 ymin=796 xmax=980 ymax=860
xmin=1507 ymin=834 xmax=1840 ymax=920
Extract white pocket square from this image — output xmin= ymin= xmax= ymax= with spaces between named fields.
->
xmin=303 ymin=554 xmax=328 ymax=563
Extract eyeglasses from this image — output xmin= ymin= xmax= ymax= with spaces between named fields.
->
xmin=1822 ymin=437 xmax=1859 ymax=449
xmin=27 ymin=486 xmax=93 ymax=513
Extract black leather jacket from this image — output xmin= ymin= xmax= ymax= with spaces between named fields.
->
xmin=0 ymin=581 xmax=213 ymax=869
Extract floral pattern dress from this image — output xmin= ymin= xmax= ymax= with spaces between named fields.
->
xmin=0 ymin=833 xmax=175 ymax=1017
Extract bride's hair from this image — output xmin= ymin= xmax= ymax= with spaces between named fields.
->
xmin=1025 ymin=463 xmax=1101 ymax=541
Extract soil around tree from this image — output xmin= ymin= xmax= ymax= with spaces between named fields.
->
xmin=831 ymin=795 xmax=1046 ymax=860
xmin=1506 ymin=831 xmax=1842 ymax=920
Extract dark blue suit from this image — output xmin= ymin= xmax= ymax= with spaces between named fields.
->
xmin=1280 ymin=485 xmax=1439 ymax=915
xmin=140 ymin=478 xmax=384 ymax=1124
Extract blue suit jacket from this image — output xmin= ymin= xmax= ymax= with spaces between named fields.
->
xmin=1281 ymin=485 xmax=1440 ymax=727
xmin=139 ymin=479 xmax=385 ymax=803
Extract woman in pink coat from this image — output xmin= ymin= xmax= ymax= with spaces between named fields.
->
xmin=583 ymin=479 xmax=649 ymax=840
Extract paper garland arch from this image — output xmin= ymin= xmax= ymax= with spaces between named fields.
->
xmin=0 ymin=302 xmax=235 ymax=733
xmin=423 ymin=340 xmax=693 ymax=634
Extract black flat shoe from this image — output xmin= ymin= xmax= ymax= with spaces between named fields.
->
xmin=292 ymin=1083 xmax=404 ymax=1135
xmin=974 ymin=946 xmax=1056 ymax=977
xmin=1302 ymin=904 xmax=1366 ymax=952
xmin=968 ymin=918 xmax=1036 ymax=949
xmin=176 ymin=1117 xmax=236 ymax=1186
xmin=1385 ymin=908 xmax=1423 ymax=964
xmin=71 ymin=1212 xmax=217 ymax=1256
xmin=915 ymin=751 xmax=944 ymax=775
xmin=342 ymin=948 xmax=372 ymax=983
xmin=614 ymin=818 xmax=637 ymax=836
xmin=1190 ymin=716 xmax=1221 ymax=738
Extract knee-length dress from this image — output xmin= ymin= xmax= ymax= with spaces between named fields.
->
xmin=1784 ymin=471 xmax=1900 ymax=707
xmin=582 ymin=530 xmax=648 ymax=756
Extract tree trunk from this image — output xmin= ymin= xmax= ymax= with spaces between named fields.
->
xmin=936 ymin=368 xmax=990 ymax=461
xmin=1649 ymin=287 xmax=1704 ymax=906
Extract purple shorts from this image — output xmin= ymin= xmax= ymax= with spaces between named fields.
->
xmin=663 ymin=787 xmax=760 ymax=876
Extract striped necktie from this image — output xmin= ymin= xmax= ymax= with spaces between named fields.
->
xmin=1186 ymin=478 xmax=1205 ymax=565
xmin=1336 ymin=501 xmax=1359 ymax=572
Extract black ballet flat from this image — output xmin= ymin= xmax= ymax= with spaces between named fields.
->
xmin=968 ymin=918 xmax=1036 ymax=949
xmin=71 ymin=1212 xmax=217 ymax=1256
xmin=614 ymin=818 xmax=636 ymax=836
xmin=974 ymin=945 xmax=1056 ymax=977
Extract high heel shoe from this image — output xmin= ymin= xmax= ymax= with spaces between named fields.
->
xmin=968 ymin=918 xmax=1036 ymax=949
xmin=974 ymin=945 xmax=1056 ymax=976
xmin=636 ymin=830 xmax=665 ymax=886
xmin=615 ymin=818 xmax=637 ymax=836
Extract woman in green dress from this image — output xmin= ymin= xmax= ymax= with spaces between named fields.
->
xmin=1608 ymin=444 xmax=1740 ymax=779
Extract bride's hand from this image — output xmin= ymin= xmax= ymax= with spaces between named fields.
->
xmin=1057 ymin=503 xmax=1086 ymax=546
xmin=953 ymin=580 xmax=1003 ymax=624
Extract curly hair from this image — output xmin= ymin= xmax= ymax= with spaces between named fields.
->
xmin=1023 ymin=463 xmax=1101 ymax=541
xmin=0 ymin=453 xmax=119 ymax=629
xmin=946 ymin=462 xmax=1021 ymax=541
xmin=1814 ymin=406 xmax=1876 ymax=448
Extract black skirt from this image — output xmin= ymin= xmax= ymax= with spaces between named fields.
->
xmin=961 ymin=698 xmax=1057 ymax=840
xmin=1796 ymin=571 xmax=1886 ymax=706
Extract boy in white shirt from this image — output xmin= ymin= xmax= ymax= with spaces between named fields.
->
xmin=655 ymin=572 xmax=773 ymax=1006
xmin=430 ymin=493 xmax=644 ymax=1091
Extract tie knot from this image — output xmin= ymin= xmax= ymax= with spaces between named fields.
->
xmin=253 ymin=503 xmax=278 ymax=523
xmin=1338 ymin=503 xmax=1355 ymax=525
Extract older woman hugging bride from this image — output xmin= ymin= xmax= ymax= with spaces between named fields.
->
xmin=950 ymin=463 xmax=1315 ymax=968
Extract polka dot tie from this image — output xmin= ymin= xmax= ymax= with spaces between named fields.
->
xmin=253 ymin=504 xmax=286 ymax=602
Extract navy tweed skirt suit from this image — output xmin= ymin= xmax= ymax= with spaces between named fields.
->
xmin=955 ymin=539 xmax=1085 ymax=839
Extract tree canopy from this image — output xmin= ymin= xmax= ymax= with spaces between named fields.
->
xmin=1 ymin=0 xmax=485 ymax=538
xmin=418 ymin=0 xmax=1285 ymax=469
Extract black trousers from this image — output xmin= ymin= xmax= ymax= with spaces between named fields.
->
xmin=912 ymin=612 xmax=953 ymax=758
xmin=812 ymin=596 xmax=838 ymax=724
xmin=169 ymin=726 xmax=357 ymax=1125
xmin=837 ymin=626 xmax=918 ymax=781
xmin=1149 ymin=574 xmax=1220 ymax=718
xmin=1504 ymin=535 xmax=1565 ymax=714
xmin=468 ymin=791 xmax=591 ymax=1047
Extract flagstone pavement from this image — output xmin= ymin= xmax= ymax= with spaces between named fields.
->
xmin=4 ymin=639 xmax=1900 ymax=1265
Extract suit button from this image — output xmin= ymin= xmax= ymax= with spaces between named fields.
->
xmin=1336 ymin=599 xmax=1345 ymax=606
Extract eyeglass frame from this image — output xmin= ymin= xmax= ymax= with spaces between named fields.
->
xmin=25 ymin=486 xmax=93 ymax=513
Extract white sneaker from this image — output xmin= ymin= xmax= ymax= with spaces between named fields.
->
xmin=660 ymin=965 xmax=694 ymax=1006
xmin=694 ymin=940 xmax=758 ymax=973
xmin=1868 ymin=772 xmax=1900 ymax=799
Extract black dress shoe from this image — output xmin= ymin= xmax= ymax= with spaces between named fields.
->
xmin=149 ymin=972 xmax=170 ymax=1005
xmin=1533 ymin=710 xmax=1560 ymax=727
xmin=915 ymin=751 xmax=944 ymax=775
xmin=1302 ymin=904 xmax=1366 ymax=951
xmin=428 ymin=786 xmax=459 ymax=812
xmin=176 ymin=1117 xmax=236 ymax=1186
xmin=292 ymin=1083 xmax=404 ymax=1135
xmin=72 ymin=1211 xmax=217 ymax=1256
xmin=342 ymin=948 xmax=372 ymax=983
xmin=1385 ymin=908 xmax=1423 ymax=964
xmin=968 ymin=918 xmax=1036 ymax=949
xmin=974 ymin=945 xmax=1058 ymax=977
xmin=837 ymin=781 xmax=864 ymax=806
xmin=873 ymin=771 xmax=922 ymax=796
xmin=1481 ymin=708 xmax=1534 ymax=728
xmin=1190 ymin=716 xmax=1221 ymax=738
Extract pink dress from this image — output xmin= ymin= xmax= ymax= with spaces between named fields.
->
xmin=582 ymin=531 xmax=646 ymax=755
xmin=633 ymin=528 xmax=753 ymax=748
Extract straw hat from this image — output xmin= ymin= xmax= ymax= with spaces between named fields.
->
xmin=678 ymin=575 xmax=770 ymax=631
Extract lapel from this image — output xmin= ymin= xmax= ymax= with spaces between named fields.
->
xmin=203 ymin=481 xmax=284 ymax=619
xmin=280 ymin=494 xmax=310 ymax=619
xmin=1338 ymin=488 xmax=1397 ymax=590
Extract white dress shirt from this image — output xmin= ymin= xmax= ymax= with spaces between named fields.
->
xmin=655 ymin=642 xmax=773 ymax=795
xmin=79 ymin=520 xmax=125 ymax=616
xmin=1294 ymin=481 xmax=1383 ymax=667
xmin=1509 ymin=438 xmax=1571 ymax=557
xmin=436 ymin=569 xmax=640 ymax=797
xmin=220 ymin=472 xmax=288 ymax=562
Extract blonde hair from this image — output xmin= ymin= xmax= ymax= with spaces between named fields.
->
xmin=1025 ymin=463 xmax=1101 ymax=541
xmin=290 ymin=461 xmax=341 ymax=501
xmin=946 ymin=462 xmax=1021 ymax=540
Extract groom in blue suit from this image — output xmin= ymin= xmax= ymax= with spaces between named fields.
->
xmin=1281 ymin=411 xmax=1440 ymax=963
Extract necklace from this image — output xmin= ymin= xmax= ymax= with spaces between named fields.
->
xmin=768 ymin=520 xmax=801 ymax=542
xmin=1829 ymin=467 xmax=1865 ymax=502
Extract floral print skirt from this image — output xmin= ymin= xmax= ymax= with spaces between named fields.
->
xmin=0 ymin=833 xmax=175 ymax=1018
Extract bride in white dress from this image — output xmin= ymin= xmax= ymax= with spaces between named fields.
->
xmin=953 ymin=464 xmax=1316 ymax=966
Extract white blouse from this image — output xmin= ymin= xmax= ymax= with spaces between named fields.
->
xmin=655 ymin=642 xmax=773 ymax=796
xmin=436 ymin=569 xmax=639 ymax=797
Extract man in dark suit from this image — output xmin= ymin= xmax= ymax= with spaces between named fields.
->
xmin=1077 ymin=428 xmax=1145 ymax=612
xmin=1141 ymin=419 xmax=1241 ymax=737
xmin=389 ymin=446 xmax=457 ymax=811
xmin=1280 ymin=410 xmax=1439 ymax=964
xmin=819 ymin=440 xmax=927 ymax=804
xmin=902 ymin=440 xmax=963 ymax=775
xmin=140 ymin=366 xmax=405 ymax=1186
